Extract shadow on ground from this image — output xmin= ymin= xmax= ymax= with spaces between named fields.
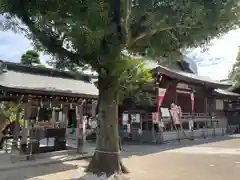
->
xmin=0 ymin=159 xmax=91 ymax=180
xmin=1 ymin=135 xmax=239 ymax=180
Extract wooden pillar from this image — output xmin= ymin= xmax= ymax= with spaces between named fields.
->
xmin=52 ymin=107 xmax=56 ymax=128
xmin=196 ymin=122 xmax=199 ymax=129
xmin=63 ymin=106 xmax=69 ymax=132
xmin=175 ymin=92 xmax=178 ymax=105
xmin=20 ymin=103 xmax=31 ymax=153
xmin=12 ymin=107 xmax=21 ymax=151
xmin=208 ymin=97 xmax=215 ymax=128
xmin=76 ymin=101 xmax=85 ymax=153
xmin=58 ymin=105 xmax=64 ymax=128
xmin=91 ymin=100 xmax=97 ymax=117
xmin=36 ymin=107 xmax=40 ymax=122
xmin=204 ymin=96 xmax=208 ymax=114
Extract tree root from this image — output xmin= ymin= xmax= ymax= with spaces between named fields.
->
xmin=86 ymin=152 xmax=130 ymax=176
xmin=120 ymin=160 xmax=129 ymax=174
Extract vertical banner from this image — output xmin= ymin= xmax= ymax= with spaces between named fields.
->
xmin=157 ymin=88 xmax=167 ymax=112
xmin=190 ymin=92 xmax=195 ymax=130
xmin=190 ymin=92 xmax=194 ymax=113
xmin=122 ymin=113 xmax=128 ymax=125
xmin=156 ymin=88 xmax=167 ymax=123
xmin=127 ymin=124 xmax=131 ymax=134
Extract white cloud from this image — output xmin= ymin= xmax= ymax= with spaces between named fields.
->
xmin=0 ymin=30 xmax=50 ymax=64
xmin=0 ymin=31 xmax=32 ymax=62
xmin=188 ymin=29 xmax=240 ymax=80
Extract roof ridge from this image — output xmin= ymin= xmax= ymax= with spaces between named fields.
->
xmin=152 ymin=65 xmax=231 ymax=88
xmin=1 ymin=60 xmax=96 ymax=82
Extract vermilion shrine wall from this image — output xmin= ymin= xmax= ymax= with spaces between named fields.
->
xmin=159 ymin=77 xmax=208 ymax=114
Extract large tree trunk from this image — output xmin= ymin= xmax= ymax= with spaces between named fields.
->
xmin=87 ymin=75 xmax=122 ymax=175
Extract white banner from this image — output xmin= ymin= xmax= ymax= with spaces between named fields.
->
xmin=158 ymin=88 xmax=166 ymax=96
xmin=157 ymin=88 xmax=167 ymax=110
xmin=152 ymin=112 xmax=159 ymax=124
xmin=122 ymin=113 xmax=128 ymax=124
xmin=131 ymin=114 xmax=141 ymax=123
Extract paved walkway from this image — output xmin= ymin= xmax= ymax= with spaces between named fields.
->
xmin=1 ymin=135 xmax=240 ymax=180
xmin=0 ymin=139 xmax=95 ymax=171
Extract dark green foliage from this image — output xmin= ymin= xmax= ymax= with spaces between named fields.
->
xmin=20 ymin=50 xmax=40 ymax=65
xmin=118 ymin=60 xmax=154 ymax=105
xmin=1 ymin=0 xmax=239 ymax=73
xmin=0 ymin=102 xmax=22 ymax=122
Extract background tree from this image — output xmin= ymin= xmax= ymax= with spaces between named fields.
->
xmin=230 ymin=47 xmax=240 ymax=83
xmin=118 ymin=60 xmax=153 ymax=104
xmin=1 ymin=0 xmax=240 ymax=175
xmin=0 ymin=102 xmax=23 ymax=123
xmin=0 ymin=104 xmax=7 ymax=129
xmin=20 ymin=50 xmax=40 ymax=65
xmin=36 ymin=64 xmax=46 ymax=68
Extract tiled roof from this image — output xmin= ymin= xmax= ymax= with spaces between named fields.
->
xmin=0 ymin=61 xmax=98 ymax=98
xmin=153 ymin=65 xmax=231 ymax=88
xmin=214 ymin=89 xmax=240 ymax=97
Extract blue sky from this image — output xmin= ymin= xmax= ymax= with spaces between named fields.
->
xmin=0 ymin=29 xmax=240 ymax=80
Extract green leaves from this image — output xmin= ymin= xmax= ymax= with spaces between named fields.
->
xmin=118 ymin=59 xmax=153 ymax=103
xmin=1 ymin=0 xmax=239 ymax=73
xmin=129 ymin=0 xmax=240 ymax=57
xmin=230 ymin=47 xmax=240 ymax=83
xmin=0 ymin=102 xmax=22 ymax=122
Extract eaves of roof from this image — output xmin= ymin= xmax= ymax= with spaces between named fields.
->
xmin=152 ymin=65 xmax=231 ymax=89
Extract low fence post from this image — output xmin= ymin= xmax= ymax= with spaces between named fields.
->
xmin=177 ymin=130 xmax=180 ymax=142
xmin=213 ymin=127 xmax=216 ymax=137
xmin=202 ymin=129 xmax=206 ymax=139
xmin=190 ymin=129 xmax=194 ymax=141
xmin=159 ymin=127 xmax=164 ymax=144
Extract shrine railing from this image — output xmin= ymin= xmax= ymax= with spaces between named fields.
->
xmin=161 ymin=112 xmax=214 ymax=123
xmin=181 ymin=112 xmax=210 ymax=118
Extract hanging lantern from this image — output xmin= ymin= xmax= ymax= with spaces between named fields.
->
xmin=49 ymin=100 xmax=52 ymax=109
xmin=36 ymin=107 xmax=40 ymax=121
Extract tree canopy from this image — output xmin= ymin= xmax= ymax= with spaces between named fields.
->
xmin=118 ymin=60 xmax=154 ymax=106
xmin=1 ymin=1 xmax=239 ymax=72
xmin=0 ymin=102 xmax=22 ymax=123
xmin=1 ymin=0 xmax=240 ymax=175
xmin=230 ymin=47 xmax=240 ymax=83
xmin=20 ymin=50 xmax=40 ymax=65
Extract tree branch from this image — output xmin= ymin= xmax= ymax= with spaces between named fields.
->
xmin=129 ymin=24 xmax=201 ymax=47
xmin=122 ymin=0 xmax=132 ymax=46
xmin=11 ymin=8 xmax=90 ymax=67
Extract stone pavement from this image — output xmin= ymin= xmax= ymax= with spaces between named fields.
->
xmin=1 ymin=135 xmax=240 ymax=180
xmin=0 ymin=139 xmax=95 ymax=171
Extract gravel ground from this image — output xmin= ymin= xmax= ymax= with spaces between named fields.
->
xmin=1 ymin=135 xmax=240 ymax=180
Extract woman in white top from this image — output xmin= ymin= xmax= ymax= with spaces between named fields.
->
xmin=170 ymin=102 xmax=180 ymax=130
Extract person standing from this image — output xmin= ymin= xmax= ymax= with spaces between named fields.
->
xmin=170 ymin=102 xmax=181 ymax=131
xmin=177 ymin=105 xmax=186 ymax=136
